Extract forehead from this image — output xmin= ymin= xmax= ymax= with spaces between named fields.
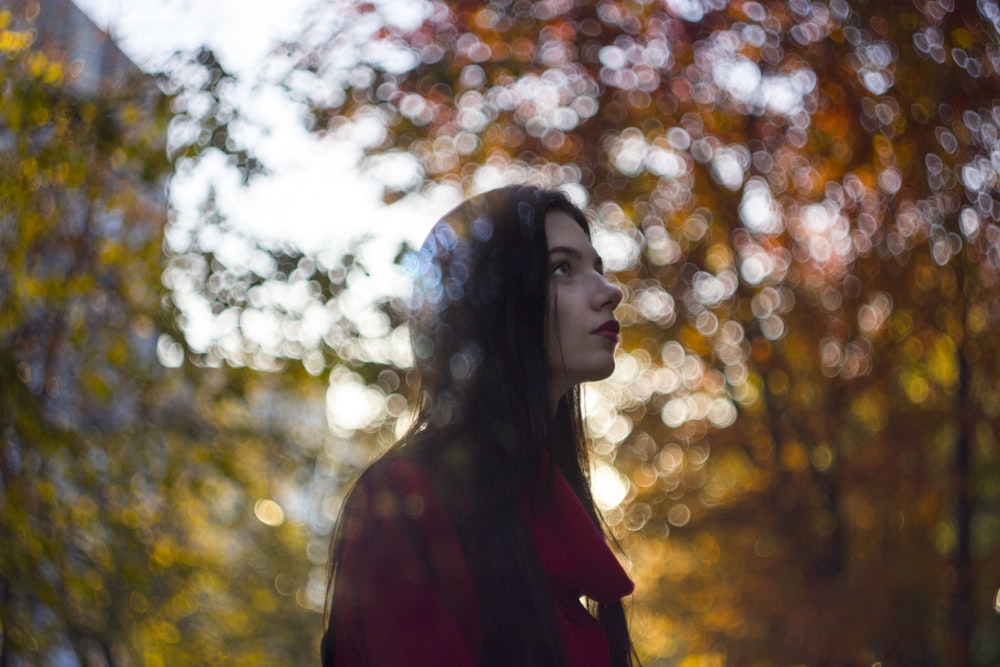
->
xmin=544 ymin=209 xmax=592 ymax=250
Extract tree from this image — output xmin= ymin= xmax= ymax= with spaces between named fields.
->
xmin=0 ymin=4 xmax=338 ymax=664
xmin=279 ymin=0 xmax=1000 ymax=664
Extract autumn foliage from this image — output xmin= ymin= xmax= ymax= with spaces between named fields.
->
xmin=1 ymin=5 xmax=323 ymax=665
xmin=281 ymin=0 xmax=1000 ymax=664
xmin=4 ymin=0 xmax=1000 ymax=665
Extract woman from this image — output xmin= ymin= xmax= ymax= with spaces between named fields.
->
xmin=321 ymin=185 xmax=637 ymax=666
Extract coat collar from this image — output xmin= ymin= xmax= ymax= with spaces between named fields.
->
xmin=520 ymin=462 xmax=634 ymax=603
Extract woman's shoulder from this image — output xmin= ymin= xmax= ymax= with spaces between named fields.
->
xmin=356 ymin=451 xmax=432 ymax=489
xmin=345 ymin=452 xmax=452 ymax=532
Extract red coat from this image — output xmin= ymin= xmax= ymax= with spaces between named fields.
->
xmin=323 ymin=456 xmax=634 ymax=666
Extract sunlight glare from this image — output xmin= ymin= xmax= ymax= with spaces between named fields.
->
xmin=254 ymin=499 xmax=285 ymax=527
xmin=591 ymin=460 xmax=630 ymax=511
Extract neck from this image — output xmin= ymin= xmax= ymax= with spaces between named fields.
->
xmin=549 ymin=375 xmax=573 ymax=415
xmin=550 ymin=387 xmax=570 ymax=417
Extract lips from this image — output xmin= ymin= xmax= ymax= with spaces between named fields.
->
xmin=592 ymin=319 xmax=621 ymax=341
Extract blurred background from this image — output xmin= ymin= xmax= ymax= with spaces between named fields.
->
xmin=2 ymin=0 xmax=999 ymax=664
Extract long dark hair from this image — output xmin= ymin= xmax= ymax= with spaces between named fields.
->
xmin=327 ymin=185 xmax=636 ymax=666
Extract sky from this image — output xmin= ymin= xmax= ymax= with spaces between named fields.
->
xmin=73 ymin=0 xmax=456 ymax=280
xmin=70 ymin=0 xmax=468 ymax=364
xmin=74 ymin=0 xmax=317 ymax=72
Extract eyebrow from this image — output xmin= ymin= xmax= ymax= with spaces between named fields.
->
xmin=548 ymin=246 xmax=604 ymax=271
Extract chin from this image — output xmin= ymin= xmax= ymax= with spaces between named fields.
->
xmin=594 ymin=367 xmax=615 ymax=382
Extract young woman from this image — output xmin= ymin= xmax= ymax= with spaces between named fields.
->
xmin=321 ymin=185 xmax=637 ymax=666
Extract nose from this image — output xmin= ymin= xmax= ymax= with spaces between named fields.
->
xmin=596 ymin=273 xmax=623 ymax=311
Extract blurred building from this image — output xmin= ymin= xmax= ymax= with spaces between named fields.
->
xmin=1 ymin=0 xmax=143 ymax=96
xmin=0 ymin=0 xmax=168 ymax=427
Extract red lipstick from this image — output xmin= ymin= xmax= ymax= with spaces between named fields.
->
xmin=592 ymin=319 xmax=621 ymax=342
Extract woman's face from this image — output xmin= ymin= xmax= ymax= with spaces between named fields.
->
xmin=543 ymin=209 xmax=624 ymax=405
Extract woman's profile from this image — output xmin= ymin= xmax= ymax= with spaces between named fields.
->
xmin=321 ymin=184 xmax=637 ymax=666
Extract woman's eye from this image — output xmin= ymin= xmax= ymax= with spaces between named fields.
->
xmin=551 ymin=262 xmax=570 ymax=276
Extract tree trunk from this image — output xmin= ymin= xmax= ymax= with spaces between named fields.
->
xmin=951 ymin=341 xmax=974 ymax=666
